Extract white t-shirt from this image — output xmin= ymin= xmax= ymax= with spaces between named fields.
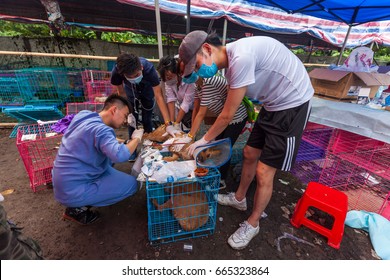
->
xmin=225 ymin=36 xmax=314 ymax=111
xmin=165 ymin=81 xmax=195 ymax=113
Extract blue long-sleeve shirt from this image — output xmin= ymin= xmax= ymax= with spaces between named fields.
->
xmin=52 ymin=110 xmax=131 ymax=204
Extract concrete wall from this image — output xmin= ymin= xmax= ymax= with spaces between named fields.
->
xmin=0 ymin=36 xmax=179 ymax=70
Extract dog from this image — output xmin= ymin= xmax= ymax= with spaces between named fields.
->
xmin=151 ymin=182 xmax=209 ymax=231
xmin=142 ymin=124 xmax=171 ymax=143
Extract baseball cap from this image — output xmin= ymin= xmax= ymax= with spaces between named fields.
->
xmin=179 ymin=30 xmax=208 ymax=77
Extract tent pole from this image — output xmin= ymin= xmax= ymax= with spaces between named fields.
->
xmin=337 ymin=25 xmax=352 ymax=65
xmin=154 ymin=0 xmax=163 ymax=58
xmin=222 ymin=19 xmax=228 ymax=46
xmin=221 ymin=19 xmax=228 ymax=76
xmin=186 ymin=0 xmax=191 ymax=33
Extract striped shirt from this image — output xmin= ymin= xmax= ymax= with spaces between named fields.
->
xmin=195 ymin=75 xmax=247 ymax=125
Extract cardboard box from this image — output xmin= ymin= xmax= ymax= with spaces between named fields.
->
xmin=309 ymin=68 xmax=390 ymax=101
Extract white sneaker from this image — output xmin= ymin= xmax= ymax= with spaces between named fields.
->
xmin=219 ymin=180 xmax=226 ymax=190
xmin=228 ymin=221 xmax=260 ymax=250
xmin=217 ymin=192 xmax=247 ymax=211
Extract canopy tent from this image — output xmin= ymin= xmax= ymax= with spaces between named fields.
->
xmin=117 ymin=0 xmax=390 ymax=48
xmin=2 ymin=0 xmax=390 ymax=50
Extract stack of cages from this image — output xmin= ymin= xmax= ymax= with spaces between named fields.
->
xmin=81 ymin=70 xmax=116 ymax=102
xmin=0 ymin=70 xmax=26 ymax=108
xmin=66 ymin=68 xmax=85 ymax=103
xmin=318 ymin=129 xmax=390 ymax=219
xmin=14 ymin=67 xmax=72 ymax=106
xmin=66 ymin=102 xmax=104 ymax=115
xmin=291 ymin=122 xmax=334 ymax=185
xmin=16 ymin=123 xmax=63 ymax=192
xmin=146 ymin=168 xmax=220 ymax=244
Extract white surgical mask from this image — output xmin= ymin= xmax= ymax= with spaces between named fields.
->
xmin=165 ymin=77 xmax=178 ymax=86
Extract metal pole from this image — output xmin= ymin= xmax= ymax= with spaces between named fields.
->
xmin=337 ymin=25 xmax=352 ymax=65
xmin=155 ymin=0 xmax=163 ymax=58
xmin=222 ymin=19 xmax=228 ymax=46
xmin=221 ymin=19 xmax=228 ymax=76
xmin=186 ymin=0 xmax=191 ymax=33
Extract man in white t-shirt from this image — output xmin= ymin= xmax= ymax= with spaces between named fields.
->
xmin=179 ymin=30 xmax=314 ymax=250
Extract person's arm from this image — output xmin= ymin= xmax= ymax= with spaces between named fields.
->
xmin=115 ymin=84 xmax=126 ymax=98
xmin=175 ymin=108 xmax=187 ymax=124
xmin=203 ymin=86 xmax=247 ymax=141
xmin=167 ymin=101 xmax=176 ymax=121
xmin=189 ymin=104 xmax=207 ymax=138
xmin=192 ymin=95 xmax=200 ymax=125
xmin=175 ymin=84 xmax=195 ymax=124
xmin=124 ymin=138 xmax=141 ymax=155
xmin=153 ymin=84 xmax=171 ymax=124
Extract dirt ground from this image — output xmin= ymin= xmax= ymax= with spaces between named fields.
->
xmin=0 ymin=127 xmax=380 ymax=260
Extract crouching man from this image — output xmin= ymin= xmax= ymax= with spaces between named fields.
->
xmin=52 ymin=95 xmax=144 ymax=225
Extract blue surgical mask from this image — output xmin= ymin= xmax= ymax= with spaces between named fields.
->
xmin=182 ymin=72 xmax=199 ymax=84
xmin=126 ymin=74 xmax=143 ymax=84
xmin=197 ymin=62 xmax=218 ymax=78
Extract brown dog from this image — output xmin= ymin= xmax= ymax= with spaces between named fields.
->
xmin=151 ymin=183 xmax=209 ymax=231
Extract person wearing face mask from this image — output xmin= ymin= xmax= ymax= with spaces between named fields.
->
xmin=157 ymin=55 xmax=196 ymax=132
xmin=111 ymin=53 xmax=181 ymax=142
xmin=52 ymin=95 xmax=144 ymax=225
xmin=179 ymin=30 xmax=313 ymax=250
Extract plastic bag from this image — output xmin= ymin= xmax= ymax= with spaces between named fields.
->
xmin=151 ymin=160 xmax=196 ymax=183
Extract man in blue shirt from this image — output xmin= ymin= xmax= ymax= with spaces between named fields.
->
xmin=52 ymin=95 xmax=144 ymax=225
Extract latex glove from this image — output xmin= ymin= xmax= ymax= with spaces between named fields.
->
xmin=187 ymin=136 xmax=209 ymax=157
xmin=127 ymin=113 xmax=137 ymax=128
xmin=171 ymin=135 xmax=193 ymax=152
xmin=173 ymin=122 xmax=181 ymax=130
xmin=131 ymin=128 xmax=144 ymax=142
xmin=165 ymin=124 xmax=182 ymax=137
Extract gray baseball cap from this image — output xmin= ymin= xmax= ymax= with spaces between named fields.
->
xmin=179 ymin=30 xmax=208 ymax=77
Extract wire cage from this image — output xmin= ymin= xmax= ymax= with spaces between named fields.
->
xmin=4 ymin=105 xmax=63 ymax=138
xmin=81 ymin=70 xmax=116 ymax=102
xmin=318 ymin=129 xmax=390 ymax=216
xmin=0 ymin=71 xmax=25 ymax=107
xmin=230 ymin=129 xmax=251 ymax=166
xmin=289 ymin=122 xmax=334 ymax=184
xmin=319 ymin=154 xmax=390 ymax=215
xmin=66 ymin=102 xmax=104 ymax=115
xmin=379 ymin=192 xmax=390 ymax=220
xmin=16 ymin=123 xmax=63 ymax=192
xmin=327 ymin=129 xmax=390 ymax=181
xmin=14 ymin=68 xmax=73 ymax=106
xmin=66 ymin=68 xmax=85 ymax=103
xmin=146 ymin=168 xmax=220 ymax=244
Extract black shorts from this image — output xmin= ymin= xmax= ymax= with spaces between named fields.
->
xmin=246 ymin=100 xmax=312 ymax=171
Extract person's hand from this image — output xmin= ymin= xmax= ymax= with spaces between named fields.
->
xmin=165 ymin=124 xmax=182 ymax=137
xmin=131 ymin=128 xmax=144 ymax=142
xmin=173 ymin=122 xmax=181 ymax=130
xmin=127 ymin=113 xmax=137 ymax=128
xmin=186 ymin=136 xmax=209 ymax=156
xmin=171 ymin=135 xmax=193 ymax=152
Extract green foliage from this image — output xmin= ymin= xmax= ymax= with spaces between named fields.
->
xmin=59 ymin=27 xmax=97 ymax=39
xmin=0 ymin=20 xmax=51 ymax=37
xmin=0 ymin=20 xmax=180 ymax=45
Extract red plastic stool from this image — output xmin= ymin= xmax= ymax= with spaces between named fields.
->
xmin=290 ymin=182 xmax=348 ymax=249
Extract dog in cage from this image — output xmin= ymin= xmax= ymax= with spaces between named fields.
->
xmin=151 ymin=182 xmax=209 ymax=231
